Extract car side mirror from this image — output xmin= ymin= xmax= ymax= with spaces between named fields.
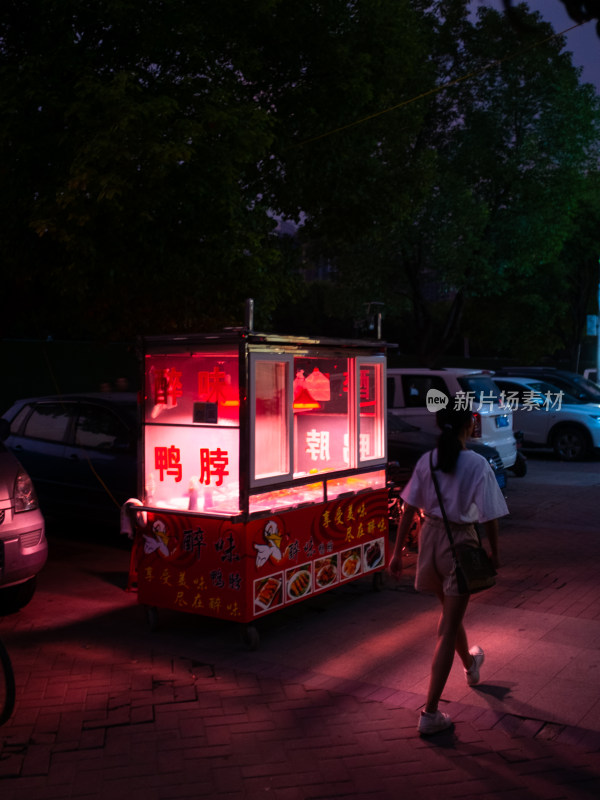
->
xmin=0 ymin=418 xmax=10 ymax=442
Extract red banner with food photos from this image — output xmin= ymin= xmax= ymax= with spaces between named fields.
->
xmin=134 ymin=488 xmax=388 ymax=623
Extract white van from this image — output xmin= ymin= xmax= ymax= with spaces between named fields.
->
xmin=387 ymin=368 xmax=517 ymax=469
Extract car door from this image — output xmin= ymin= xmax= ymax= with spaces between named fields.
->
xmin=495 ymin=381 xmax=549 ymax=445
xmin=7 ymin=401 xmax=75 ymax=511
xmin=388 ymin=374 xmax=449 ymax=434
xmin=64 ymin=402 xmax=137 ymax=515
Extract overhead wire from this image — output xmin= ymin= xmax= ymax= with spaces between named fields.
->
xmin=293 ymin=19 xmax=586 ymax=149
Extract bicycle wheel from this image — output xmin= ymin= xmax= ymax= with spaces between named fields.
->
xmin=0 ymin=636 xmax=16 ymax=726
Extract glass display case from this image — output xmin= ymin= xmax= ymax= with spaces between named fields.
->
xmin=129 ymin=330 xmax=389 ymax=644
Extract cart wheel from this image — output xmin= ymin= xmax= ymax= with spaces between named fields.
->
xmin=241 ymin=624 xmax=260 ymax=651
xmin=145 ymin=605 xmax=159 ymax=631
xmin=372 ymin=571 xmax=385 ymax=592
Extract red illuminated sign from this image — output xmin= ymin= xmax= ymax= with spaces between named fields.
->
xmin=153 ymin=368 xmax=183 ymax=407
xmin=199 ymin=447 xmax=229 ymax=486
xmin=360 ymin=370 xmax=371 ymax=400
xmin=198 ymin=366 xmax=239 ymax=406
xmin=154 ymin=446 xmax=183 ymax=482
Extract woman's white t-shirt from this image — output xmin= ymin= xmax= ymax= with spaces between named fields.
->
xmin=401 ymin=448 xmax=509 ymax=524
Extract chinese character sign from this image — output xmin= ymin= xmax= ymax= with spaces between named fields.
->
xmin=135 ymin=512 xmax=245 ymax=621
xmin=154 ymin=445 xmax=183 ymax=482
xmin=144 ymin=426 xmax=239 ymax=514
xmin=295 ymin=415 xmax=350 ymax=473
xmin=152 ymin=367 xmax=183 ymax=410
xmin=199 ymin=447 xmax=229 ymax=486
xmin=249 ymin=490 xmax=388 ymax=617
xmin=145 ymin=353 xmax=240 ymax=426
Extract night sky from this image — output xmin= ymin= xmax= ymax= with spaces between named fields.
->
xmin=471 ymin=0 xmax=600 ymax=92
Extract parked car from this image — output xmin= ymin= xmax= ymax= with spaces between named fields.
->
xmin=494 ymin=367 xmax=600 ymax=405
xmin=492 ymin=376 xmax=600 ymax=461
xmin=0 ymin=419 xmax=47 ymax=612
xmin=1 ymin=393 xmax=138 ymax=527
xmin=387 ymin=368 xmax=518 ymax=471
xmin=387 ymin=414 xmax=507 ymax=490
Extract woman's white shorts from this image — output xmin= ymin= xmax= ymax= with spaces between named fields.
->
xmin=415 ymin=516 xmax=479 ymax=597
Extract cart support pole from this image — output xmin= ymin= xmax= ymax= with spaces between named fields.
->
xmin=246 ymin=298 xmax=254 ymax=332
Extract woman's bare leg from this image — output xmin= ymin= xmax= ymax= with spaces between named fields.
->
xmin=435 ymin=594 xmax=472 ymax=667
xmin=425 ymin=593 xmax=470 ymax=713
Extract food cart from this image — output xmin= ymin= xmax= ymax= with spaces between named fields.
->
xmin=128 ymin=324 xmax=390 ymax=647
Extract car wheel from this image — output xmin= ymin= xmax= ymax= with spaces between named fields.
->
xmin=241 ymin=624 xmax=260 ymax=651
xmin=510 ymin=452 xmax=527 ymax=477
xmin=0 ymin=576 xmax=37 ymax=615
xmin=551 ymin=425 xmax=590 ymax=461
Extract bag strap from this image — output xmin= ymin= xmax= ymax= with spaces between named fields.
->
xmin=429 ymin=451 xmax=482 ymax=556
xmin=429 ymin=451 xmax=457 ymax=554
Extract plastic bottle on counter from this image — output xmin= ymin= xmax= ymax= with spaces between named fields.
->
xmin=188 ymin=477 xmax=200 ymax=511
xmin=145 ymin=472 xmax=156 ymax=505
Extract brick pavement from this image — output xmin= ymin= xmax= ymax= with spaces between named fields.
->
xmin=1 ymin=455 xmax=600 ymax=799
xmin=1 ymin=634 xmax=600 ymax=800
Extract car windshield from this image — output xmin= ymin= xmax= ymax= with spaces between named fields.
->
xmin=570 ymin=375 xmax=600 ymax=403
xmin=525 ymin=381 xmax=580 ymax=405
xmin=457 ymin=375 xmax=500 ymax=403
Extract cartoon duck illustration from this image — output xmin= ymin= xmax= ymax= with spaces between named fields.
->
xmin=143 ymin=519 xmax=170 ymax=557
xmin=254 ymin=519 xmax=285 ymax=568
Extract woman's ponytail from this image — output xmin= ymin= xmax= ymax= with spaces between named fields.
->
xmin=435 ymin=404 xmax=473 ymax=473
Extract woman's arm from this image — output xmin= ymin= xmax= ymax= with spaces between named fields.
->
xmin=388 ymin=503 xmax=419 ymax=580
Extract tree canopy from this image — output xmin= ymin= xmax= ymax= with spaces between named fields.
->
xmin=273 ymin=1 xmax=600 ymax=364
xmin=1 ymin=0 xmax=599 ymax=367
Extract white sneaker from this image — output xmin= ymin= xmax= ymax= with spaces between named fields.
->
xmin=418 ymin=709 xmax=453 ymax=736
xmin=465 ymin=645 xmax=485 ymax=686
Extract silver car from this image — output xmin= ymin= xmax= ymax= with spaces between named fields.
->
xmin=493 ymin=376 xmax=600 ymax=461
xmin=0 ymin=420 xmax=47 ymax=612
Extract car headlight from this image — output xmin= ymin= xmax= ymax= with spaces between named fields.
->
xmin=14 ymin=468 xmax=40 ymax=513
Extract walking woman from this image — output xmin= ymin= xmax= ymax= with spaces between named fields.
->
xmin=388 ymin=404 xmax=509 ymax=736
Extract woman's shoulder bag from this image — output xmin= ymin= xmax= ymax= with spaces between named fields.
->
xmin=429 ymin=452 xmax=496 ymax=595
